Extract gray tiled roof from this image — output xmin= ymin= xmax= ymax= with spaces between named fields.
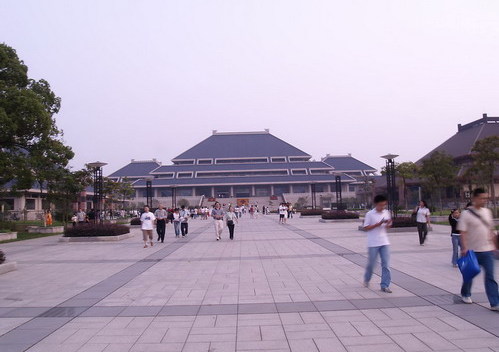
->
xmin=322 ymin=156 xmax=376 ymax=172
xmin=172 ymin=132 xmax=311 ymax=161
xmin=108 ymin=160 xmax=161 ymax=178
xmin=151 ymin=161 xmax=332 ymax=174
xmin=133 ymin=174 xmax=354 ymax=187
xmin=418 ymin=116 xmax=499 ymax=161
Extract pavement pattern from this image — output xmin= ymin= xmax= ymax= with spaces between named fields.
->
xmin=0 ymin=215 xmax=498 ymax=352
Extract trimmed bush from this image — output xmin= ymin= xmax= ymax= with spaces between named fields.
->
xmin=0 ymin=250 xmax=5 ymax=264
xmin=322 ymin=210 xmax=360 ymax=220
xmin=130 ymin=217 xmax=141 ymax=225
xmin=300 ymin=209 xmax=323 ymax=216
xmin=64 ymin=224 xmax=130 ymax=237
xmin=391 ymin=217 xmax=417 ymax=228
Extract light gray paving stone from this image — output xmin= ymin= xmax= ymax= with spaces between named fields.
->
xmin=288 ymin=339 xmax=319 ymax=352
xmin=389 ymin=333 xmax=432 ymax=352
xmin=412 ymin=332 xmax=459 ymax=350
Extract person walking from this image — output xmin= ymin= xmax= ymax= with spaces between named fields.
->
xmin=154 ymin=205 xmax=168 ymax=243
xmin=363 ymin=195 xmax=393 ymax=293
xmin=448 ymin=209 xmax=461 ymax=267
xmin=458 ymin=188 xmax=498 ymax=310
xmin=414 ymin=200 xmax=431 ymax=245
xmin=278 ymin=203 xmax=288 ymax=224
xmin=226 ymin=205 xmax=239 ymax=240
xmin=212 ymin=202 xmax=225 ymax=241
xmin=179 ymin=206 xmax=189 ymax=237
xmin=172 ymin=208 xmax=181 ymax=238
xmin=76 ymin=208 xmax=86 ymax=225
xmin=140 ymin=206 xmax=156 ymax=248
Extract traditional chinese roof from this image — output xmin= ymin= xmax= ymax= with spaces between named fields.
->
xmin=172 ymin=131 xmax=311 ymax=163
xmin=322 ymin=155 xmax=377 ymax=174
xmin=108 ymin=159 xmax=161 ymax=179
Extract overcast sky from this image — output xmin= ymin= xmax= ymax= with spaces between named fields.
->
xmin=1 ymin=0 xmax=499 ymax=174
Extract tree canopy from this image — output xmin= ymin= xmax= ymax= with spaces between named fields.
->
xmin=0 ymin=43 xmax=73 ymax=190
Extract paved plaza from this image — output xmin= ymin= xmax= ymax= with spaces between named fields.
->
xmin=0 ymin=215 xmax=498 ymax=352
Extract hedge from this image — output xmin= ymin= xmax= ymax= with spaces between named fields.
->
xmin=299 ymin=209 xmax=323 ymax=216
xmin=130 ymin=217 xmax=141 ymax=225
xmin=64 ymin=224 xmax=130 ymax=237
xmin=321 ymin=210 xmax=360 ymax=220
xmin=0 ymin=250 xmax=5 ymax=264
xmin=391 ymin=217 xmax=417 ymax=228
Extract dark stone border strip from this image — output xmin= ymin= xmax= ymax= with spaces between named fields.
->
xmin=0 ymin=224 xmax=211 ymax=352
xmin=283 ymin=222 xmax=499 ymax=337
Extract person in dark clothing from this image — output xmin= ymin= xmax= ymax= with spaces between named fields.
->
xmin=448 ymin=209 xmax=461 ymax=267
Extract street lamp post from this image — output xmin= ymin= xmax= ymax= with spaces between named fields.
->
xmin=334 ymin=173 xmax=343 ymax=210
xmin=87 ymin=161 xmax=107 ymax=224
xmin=381 ymin=154 xmax=398 ymax=217
xmin=310 ymin=183 xmax=317 ymax=209
xmin=145 ymin=176 xmax=154 ymax=208
xmin=171 ymin=185 xmax=177 ymax=209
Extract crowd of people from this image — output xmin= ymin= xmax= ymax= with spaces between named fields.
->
xmin=363 ymin=189 xmax=497 ymax=311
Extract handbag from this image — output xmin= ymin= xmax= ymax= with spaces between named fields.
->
xmin=457 ymin=250 xmax=481 ymax=282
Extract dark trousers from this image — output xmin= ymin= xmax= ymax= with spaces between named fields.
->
xmin=181 ymin=222 xmax=188 ymax=236
xmin=417 ymin=222 xmax=428 ymax=245
xmin=227 ymin=223 xmax=235 ymax=239
xmin=156 ymin=219 xmax=166 ymax=242
xmin=461 ymin=251 xmax=498 ymax=308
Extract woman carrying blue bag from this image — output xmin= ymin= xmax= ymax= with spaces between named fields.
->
xmin=458 ymin=188 xmax=498 ymax=311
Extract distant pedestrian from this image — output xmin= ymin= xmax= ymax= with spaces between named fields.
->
xmin=140 ymin=206 xmax=156 ymax=248
xmin=172 ymin=208 xmax=181 ymax=237
xmin=458 ymin=188 xmax=498 ymax=310
xmin=71 ymin=213 xmax=77 ymax=227
xmin=363 ymin=195 xmax=393 ymax=293
xmin=76 ymin=208 xmax=86 ymax=224
xmin=45 ymin=210 xmax=53 ymax=226
xmin=414 ymin=200 xmax=431 ymax=245
xmin=180 ymin=205 xmax=189 ymax=236
xmin=154 ymin=205 xmax=168 ymax=243
xmin=448 ymin=209 xmax=461 ymax=267
xmin=212 ymin=202 xmax=225 ymax=241
xmin=278 ymin=203 xmax=288 ymax=224
xmin=226 ymin=206 xmax=238 ymax=240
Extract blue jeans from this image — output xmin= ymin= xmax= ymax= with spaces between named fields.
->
xmin=364 ymin=245 xmax=391 ymax=289
xmin=461 ymin=251 xmax=498 ymax=308
xmin=173 ymin=221 xmax=181 ymax=236
xmin=451 ymin=235 xmax=461 ymax=265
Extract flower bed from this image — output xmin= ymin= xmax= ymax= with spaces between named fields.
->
xmin=299 ymin=209 xmax=323 ymax=216
xmin=391 ymin=217 xmax=417 ymax=228
xmin=130 ymin=217 xmax=142 ymax=225
xmin=64 ymin=224 xmax=130 ymax=237
xmin=321 ymin=210 xmax=360 ymax=220
xmin=0 ymin=250 xmax=5 ymax=265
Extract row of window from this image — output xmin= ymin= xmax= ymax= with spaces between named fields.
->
xmin=139 ymin=184 xmax=356 ymax=197
xmin=154 ymin=169 xmax=331 ymax=179
xmin=174 ymin=156 xmax=310 ymax=165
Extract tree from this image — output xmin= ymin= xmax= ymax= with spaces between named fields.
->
xmin=118 ymin=178 xmax=135 ymax=209
xmin=419 ymin=151 xmax=457 ymax=211
xmin=396 ymin=162 xmax=419 ymax=210
xmin=0 ymin=43 xmax=73 ymax=190
xmin=471 ymin=136 xmax=499 ymax=216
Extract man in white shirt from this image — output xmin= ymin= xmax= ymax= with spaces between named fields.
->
xmin=458 ymin=188 xmax=498 ymax=310
xmin=278 ymin=203 xmax=288 ymax=224
xmin=363 ymin=195 xmax=393 ymax=293
xmin=140 ymin=206 xmax=156 ymax=248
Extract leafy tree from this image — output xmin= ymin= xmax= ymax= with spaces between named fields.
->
xmin=118 ymin=178 xmax=135 ymax=209
xmin=396 ymin=162 xmax=419 ymax=210
xmin=419 ymin=151 xmax=457 ymax=210
xmin=471 ymin=136 xmax=499 ymax=215
xmin=0 ymin=43 xmax=73 ymax=190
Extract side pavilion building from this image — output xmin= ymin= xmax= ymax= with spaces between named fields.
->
xmin=109 ymin=130 xmax=375 ymax=209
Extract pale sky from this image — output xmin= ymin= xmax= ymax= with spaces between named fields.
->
xmin=1 ymin=0 xmax=499 ymax=174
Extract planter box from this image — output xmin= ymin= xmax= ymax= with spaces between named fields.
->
xmin=358 ymin=226 xmax=431 ymax=233
xmin=319 ymin=219 xmax=362 ymax=223
xmin=0 ymin=262 xmax=17 ymax=275
xmin=27 ymin=226 xmax=64 ymax=234
xmin=0 ymin=232 xmax=17 ymax=241
xmin=300 ymin=215 xmax=322 ymax=218
xmin=59 ymin=232 xmax=135 ymax=242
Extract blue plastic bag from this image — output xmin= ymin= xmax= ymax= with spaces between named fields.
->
xmin=458 ymin=250 xmax=481 ymax=282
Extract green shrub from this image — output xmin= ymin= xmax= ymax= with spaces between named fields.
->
xmin=299 ymin=209 xmax=323 ymax=216
xmin=130 ymin=217 xmax=141 ymax=225
xmin=321 ymin=210 xmax=360 ymax=220
xmin=64 ymin=224 xmax=130 ymax=237
xmin=0 ymin=250 xmax=5 ymax=264
xmin=391 ymin=217 xmax=417 ymax=228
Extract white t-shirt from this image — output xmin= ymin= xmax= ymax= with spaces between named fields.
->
xmin=140 ymin=212 xmax=156 ymax=230
xmin=279 ymin=205 xmax=288 ymax=215
xmin=363 ymin=208 xmax=391 ymax=247
xmin=416 ymin=207 xmax=430 ymax=223
xmin=457 ymin=207 xmax=495 ymax=252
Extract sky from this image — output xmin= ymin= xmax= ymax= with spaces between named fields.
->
xmin=1 ymin=0 xmax=499 ymax=175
